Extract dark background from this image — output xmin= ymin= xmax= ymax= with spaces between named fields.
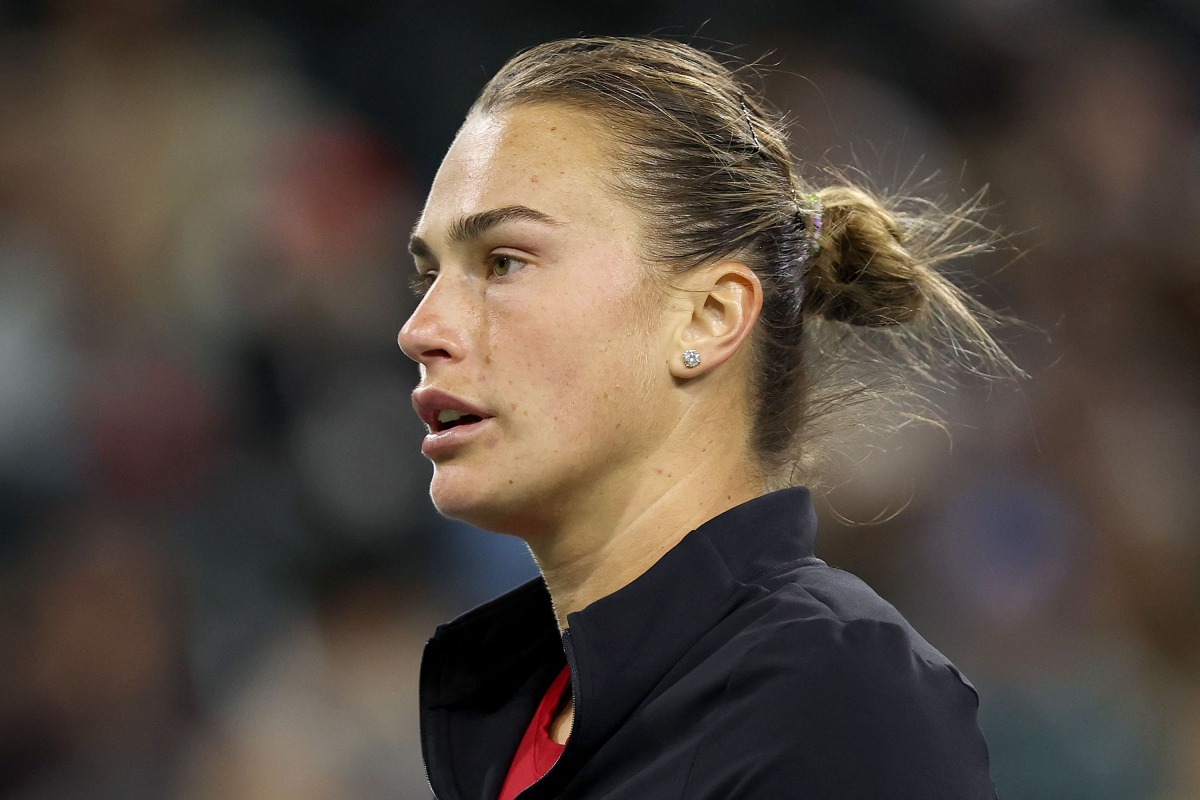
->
xmin=1 ymin=1 xmax=1198 ymax=796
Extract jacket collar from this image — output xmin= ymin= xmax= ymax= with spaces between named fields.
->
xmin=562 ymin=487 xmax=817 ymax=752
xmin=422 ymin=487 xmax=819 ymax=796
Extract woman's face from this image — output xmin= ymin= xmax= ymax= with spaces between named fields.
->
xmin=399 ymin=104 xmax=682 ymax=534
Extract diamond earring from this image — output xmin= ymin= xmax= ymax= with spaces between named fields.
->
xmin=682 ymin=349 xmax=701 ymax=369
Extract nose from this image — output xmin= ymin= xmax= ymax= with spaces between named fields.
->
xmin=398 ymin=281 xmax=464 ymax=367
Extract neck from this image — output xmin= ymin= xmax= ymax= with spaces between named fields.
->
xmin=529 ymin=441 xmax=765 ymax=631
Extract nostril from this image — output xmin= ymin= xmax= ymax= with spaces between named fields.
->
xmin=397 ymin=330 xmax=453 ymax=363
xmin=398 ymin=309 xmax=459 ymax=364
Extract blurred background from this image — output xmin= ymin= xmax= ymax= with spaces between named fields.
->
xmin=0 ymin=0 xmax=1198 ymax=797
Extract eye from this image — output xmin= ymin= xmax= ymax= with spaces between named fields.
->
xmin=490 ymin=255 xmax=528 ymax=279
xmin=410 ymin=270 xmax=437 ymax=296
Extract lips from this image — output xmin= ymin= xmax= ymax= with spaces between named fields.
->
xmin=412 ymin=388 xmax=495 ymax=457
xmin=412 ymin=388 xmax=494 ymax=432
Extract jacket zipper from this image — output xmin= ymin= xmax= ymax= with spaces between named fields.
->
xmin=516 ymin=628 xmax=580 ymax=799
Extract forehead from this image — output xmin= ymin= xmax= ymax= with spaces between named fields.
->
xmin=418 ymin=104 xmax=630 ymax=238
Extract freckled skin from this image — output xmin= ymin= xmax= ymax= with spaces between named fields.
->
xmin=400 ymin=103 xmax=768 ymax=672
xmin=399 ymin=106 xmax=679 ymax=537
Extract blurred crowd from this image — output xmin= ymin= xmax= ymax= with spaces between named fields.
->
xmin=0 ymin=1 xmax=1197 ymax=797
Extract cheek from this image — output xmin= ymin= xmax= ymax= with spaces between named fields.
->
xmin=555 ymin=306 xmax=657 ymax=427
xmin=489 ymin=272 xmax=657 ymax=427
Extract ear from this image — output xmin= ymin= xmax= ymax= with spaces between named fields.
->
xmin=667 ymin=261 xmax=763 ymax=379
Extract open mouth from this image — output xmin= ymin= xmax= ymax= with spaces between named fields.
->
xmin=434 ymin=409 xmax=485 ymax=432
xmin=412 ymin=389 xmax=493 ymax=439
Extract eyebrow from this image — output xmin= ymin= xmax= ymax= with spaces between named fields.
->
xmin=408 ymin=205 xmax=563 ymax=261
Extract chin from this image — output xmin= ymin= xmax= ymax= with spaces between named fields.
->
xmin=428 ymin=464 xmax=544 ymax=536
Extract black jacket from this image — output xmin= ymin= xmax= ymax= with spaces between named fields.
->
xmin=419 ymin=488 xmax=996 ymax=799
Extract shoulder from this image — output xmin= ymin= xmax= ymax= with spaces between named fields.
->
xmin=758 ymin=559 xmax=968 ymax=675
xmin=730 ymin=613 xmax=979 ymax=730
xmin=738 ymin=562 xmax=985 ymax=742
xmin=680 ymin=568 xmax=995 ymax=798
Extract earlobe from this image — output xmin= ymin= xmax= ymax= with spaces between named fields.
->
xmin=667 ymin=262 xmax=763 ymax=380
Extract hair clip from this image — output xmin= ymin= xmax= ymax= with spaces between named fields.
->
xmin=806 ymin=193 xmax=823 ymax=252
xmin=739 ymin=97 xmax=763 ymax=152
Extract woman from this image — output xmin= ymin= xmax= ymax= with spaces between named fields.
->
xmin=400 ymin=36 xmax=1001 ymax=799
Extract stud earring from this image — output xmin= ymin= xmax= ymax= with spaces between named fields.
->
xmin=682 ymin=349 xmax=702 ymax=369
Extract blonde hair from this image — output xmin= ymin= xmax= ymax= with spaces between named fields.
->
xmin=472 ymin=36 xmax=1014 ymax=484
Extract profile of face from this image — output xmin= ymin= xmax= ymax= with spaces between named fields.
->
xmin=399 ymin=105 xmax=688 ymax=535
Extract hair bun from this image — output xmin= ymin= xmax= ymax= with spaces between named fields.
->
xmin=803 ymin=185 xmax=926 ymax=327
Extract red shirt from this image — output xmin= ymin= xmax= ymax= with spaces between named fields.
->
xmin=497 ymin=665 xmax=572 ymax=800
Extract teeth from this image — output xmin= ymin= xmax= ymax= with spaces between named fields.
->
xmin=437 ymin=409 xmax=465 ymax=424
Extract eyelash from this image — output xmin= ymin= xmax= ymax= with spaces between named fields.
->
xmin=410 ymin=271 xmax=437 ymax=296
xmin=409 ymin=255 xmax=529 ymax=297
